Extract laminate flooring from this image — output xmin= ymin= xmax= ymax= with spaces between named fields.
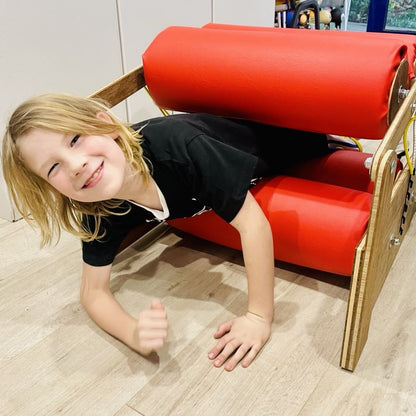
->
xmin=1 ymin=209 xmax=416 ymax=416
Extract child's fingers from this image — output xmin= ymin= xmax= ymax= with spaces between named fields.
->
xmin=224 ymin=343 xmax=252 ymax=371
xmin=136 ymin=318 xmax=168 ymax=354
xmin=208 ymin=336 xmax=229 ymax=361
xmin=149 ymin=299 xmax=168 ymax=321
xmin=241 ymin=344 xmax=261 ymax=368
xmin=211 ymin=340 xmax=242 ymax=368
xmin=141 ymin=318 xmax=168 ymax=330
xmin=140 ymin=328 xmax=168 ymax=341
xmin=213 ymin=320 xmax=232 ymax=338
xmin=208 ymin=339 xmax=227 ymax=360
xmin=150 ymin=298 xmax=164 ymax=310
xmin=139 ymin=310 xmax=168 ymax=328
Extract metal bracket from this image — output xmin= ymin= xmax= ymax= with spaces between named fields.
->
xmin=400 ymin=174 xmax=415 ymax=235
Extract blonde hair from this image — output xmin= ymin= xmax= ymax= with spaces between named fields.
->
xmin=2 ymin=93 xmax=150 ymax=245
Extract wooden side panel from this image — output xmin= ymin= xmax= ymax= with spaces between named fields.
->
xmin=370 ymin=82 xmax=416 ymax=181
xmin=341 ymin=234 xmax=366 ymax=368
xmin=341 ymin=160 xmax=414 ymax=370
xmin=341 ymin=81 xmax=416 ymax=371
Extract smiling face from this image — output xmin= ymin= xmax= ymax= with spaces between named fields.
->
xmin=17 ymin=127 xmax=129 ymax=203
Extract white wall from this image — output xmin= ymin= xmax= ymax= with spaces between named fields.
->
xmin=0 ymin=0 xmax=275 ymax=221
xmin=213 ymin=0 xmax=275 ymax=26
xmin=0 ymin=0 xmax=124 ymax=220
xmin=118 ymin=0 xmax=213 ymax=123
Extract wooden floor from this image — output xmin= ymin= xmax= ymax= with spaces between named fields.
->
xmin=1 ymin=212 xmax=416 ymax=416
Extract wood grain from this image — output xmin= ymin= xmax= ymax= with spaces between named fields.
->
xmin=89 ymin=66 xmax=146 ymax=107
xmin=1 ymin=218 xmax=416 ymax=415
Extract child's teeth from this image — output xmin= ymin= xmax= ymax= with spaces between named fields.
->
xmin=86 ymin=166 xmax=101 ymax=186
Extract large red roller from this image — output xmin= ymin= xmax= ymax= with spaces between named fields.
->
xmin=203 ymin=23 xmax=416 ymax=84
xmin=143 ymin=26 xmax=407 ymax=139
xmin=287 ymin=150 xmax=375 ymax=193
xmin=169 ymin=175 xmax=372 ymax=276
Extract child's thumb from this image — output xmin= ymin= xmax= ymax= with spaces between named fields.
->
xmin=150 ymin=298 xmax=164 ymax=310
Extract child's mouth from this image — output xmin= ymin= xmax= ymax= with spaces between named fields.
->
xmin=83 ymin=162 xmax=103 ymax=189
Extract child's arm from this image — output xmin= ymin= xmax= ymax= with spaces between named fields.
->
xmin=80 ymin=262 xmax=168 ymax=355
xmin=208 ymin=191 xmax=275 ymax=371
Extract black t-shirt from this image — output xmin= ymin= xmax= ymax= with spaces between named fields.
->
xmin=82 ymin=113 xmax=329 ymax=266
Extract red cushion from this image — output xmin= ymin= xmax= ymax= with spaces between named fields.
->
xmin=203 ymin=23 xmax=416 ymax=84
xmin=143 ymin=26 xmax=407 ymax=139
xmin=288 ymin=150 xmax=375 ymax=193
xmin=169 ymin=176 xmax=372 ymax=276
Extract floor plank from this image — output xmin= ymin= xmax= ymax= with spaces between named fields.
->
xmin=1 ymin=214 xmax=416 ymax=415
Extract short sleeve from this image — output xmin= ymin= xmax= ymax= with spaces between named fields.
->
xmin=82 ymin=203 xmax=152 ymax=266
xmin=186 ymin=134 xmax=258 ymax=222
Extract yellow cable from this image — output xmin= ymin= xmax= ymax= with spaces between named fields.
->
xmin=348 ymin=137 xmax=363 ymax=152
xmin=338 ymin=136 xmax=362 ymax=151
xmin=403 ymin=115 xmax=416 ymax=175
xmin=144 ymin=86 xmax=170 ymax=116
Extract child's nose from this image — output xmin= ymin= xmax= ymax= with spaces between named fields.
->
xmin=68 ymin=156 xmax=87 ymax=177
xmin=74 ymin=162 xmax=87 ymax=176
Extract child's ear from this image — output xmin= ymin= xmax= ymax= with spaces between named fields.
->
xmin=96 ymin=111 xmax=118 ymax=139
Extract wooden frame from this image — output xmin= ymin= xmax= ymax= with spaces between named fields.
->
xmin=90 ymin=65 xmax=416 ymax=371
xmin=341 ymin=79 xmax=416 ymax=370
xmin=90 ymin=66 xmax=146 ymax=107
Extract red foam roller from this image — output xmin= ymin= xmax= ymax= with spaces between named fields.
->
xmin=169 ymin=176 xmax=372 ymax=276
xmin=143 ymin=26 xmax=407 ymax=139
xmin=287 ymin=150 xmax=375 ymax=193
xmin=203 ymin=23 xmax=416 ymax=83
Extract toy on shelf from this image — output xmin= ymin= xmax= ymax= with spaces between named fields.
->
xmin=276 ymin=0 xmax=321 ymax=29
xmin=275 ymin=0 xmax=344 ymax=30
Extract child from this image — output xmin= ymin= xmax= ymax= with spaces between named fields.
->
xmin=2 ymin=93 xmax=329 ymax=371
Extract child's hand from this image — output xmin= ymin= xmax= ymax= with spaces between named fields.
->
xmin=208 ymin=312 xmax=271 ymax=371
xmin=130 ymin=298 xmax=168 ymax=356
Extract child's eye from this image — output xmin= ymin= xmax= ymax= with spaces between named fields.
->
xmin=47 ymin=163 xmax=58 ymax=177
xmin=70 ymin=135 xmax=80 ymax=146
